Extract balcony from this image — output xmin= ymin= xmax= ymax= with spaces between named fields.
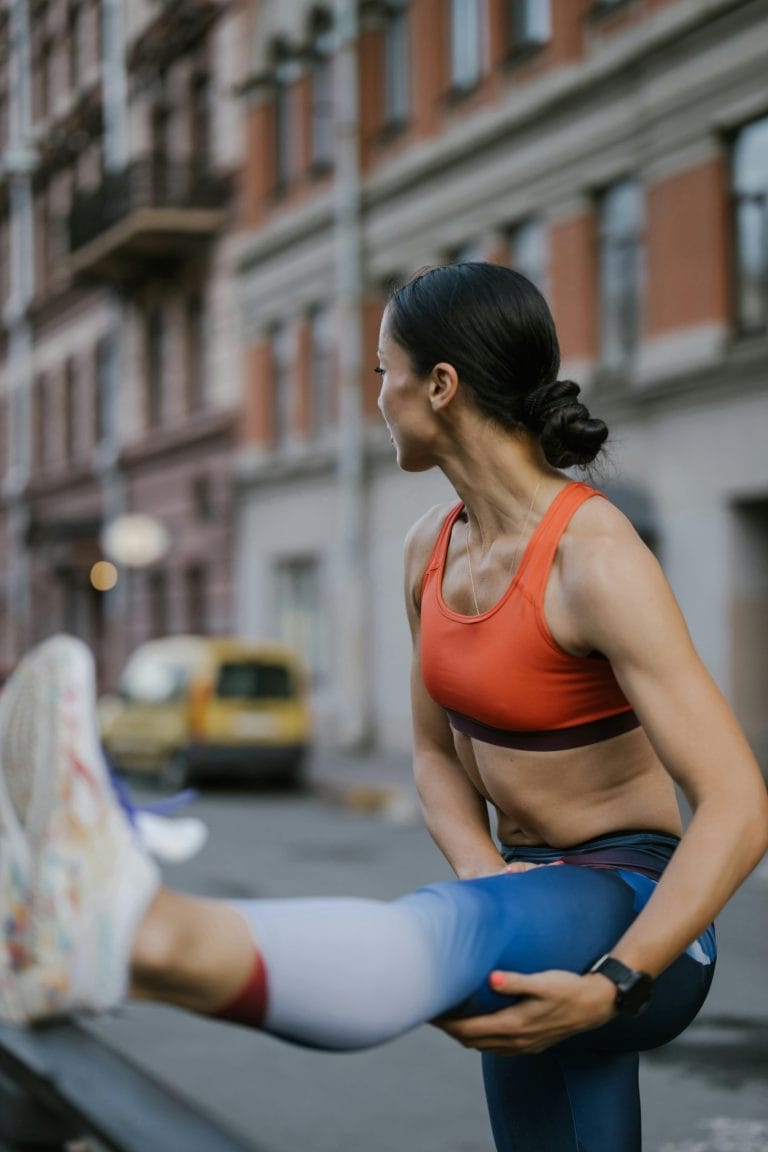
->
xmin=67 ymin=158 xmax=228 ymax=281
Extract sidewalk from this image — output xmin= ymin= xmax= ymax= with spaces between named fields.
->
xmin=306 ymin=744 xmax=420 ymax=819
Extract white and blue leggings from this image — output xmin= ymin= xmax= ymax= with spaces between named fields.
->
xmin=231 ymin=832 xmax=715 ymax=1152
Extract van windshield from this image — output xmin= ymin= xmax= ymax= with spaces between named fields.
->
xmin=216 ymin=662 xmax=294 ymax=700
xmin=120 ymin=660 xmax=187 ymax=703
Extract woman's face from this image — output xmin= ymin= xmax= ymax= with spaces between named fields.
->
xmin=376 ymin=310 xmax=436 ymax=472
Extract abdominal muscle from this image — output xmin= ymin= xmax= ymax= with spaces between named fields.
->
xmin=452 ymin=725 xmax=683 ymax=848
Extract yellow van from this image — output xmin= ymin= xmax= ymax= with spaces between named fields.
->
xmin=100 ymin=636 xmax=312 ymax=788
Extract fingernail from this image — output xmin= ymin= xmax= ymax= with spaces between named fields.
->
xmin=489 ymin=971 xmax=505 ymax=990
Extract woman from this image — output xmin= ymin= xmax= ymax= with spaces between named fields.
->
xmin=2 ymin=264 xmax=766 ymax=1152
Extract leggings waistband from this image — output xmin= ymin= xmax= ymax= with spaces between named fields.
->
xmin=500 ymin=830 xmax=681 ymax=881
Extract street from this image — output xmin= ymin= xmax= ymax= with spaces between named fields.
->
xmin=84 ymin=767 xmax=768 ymax=1152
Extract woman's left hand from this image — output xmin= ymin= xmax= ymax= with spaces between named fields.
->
xmin=434 ymin=970 xmax=618 ymax=1054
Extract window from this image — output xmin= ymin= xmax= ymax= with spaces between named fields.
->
xmin=310 ymin=12 xmax=334 ymax=171
xmin=445 ymin=239 xmax=485 ymax=264
xmin=733 ymin=115 xmax=768 ymax=335
xmin=271 ymin=322 xmax=295 ymax=446
xmin=598 ymin=179 xmax=643 ymax=370
xmin=190 ymin=71 xmax=211 ymax=176
xmin=509 ymin=216 xmax=549 ymax=296
xmin=273 ymin=45 xmax=301 ymax=192
xmin=148 ymin=570 xmax=169 ymax=639
xmin=0 ymin=395 xmax=7 ymax=480
xmin=64 ymin=358 xmax=77 ymax=460
xmin=0 ymin=217 xmax=10 ymax=308
xmin=450 ymin=0 xmax=483 ymax=92
xmin=94 ymin=334 xmax=114 ymax=445
xmin=185 ymin=564 xmax=207 ymax=633
xmin=33 ymin=35 xmax=52 ymax=121
xmin=185 ymin=290 xmax=205 ymax=412
xmin=68 ymin=4 xmax=82 ymax=90
xmin=275 ymin=557 xmax=324 ymax=682
xmin=383 ymin=1 xmax=409 ymax=128
xmin=0 ymin=33 xmax=8 ymax=154
xmin=309 ymin=303 xmax=333 ymax=437
xmin=33 ymin=374 xmax=47 ymax=468
xmin=145 ymin=308 xmax=165 ymax=426
xmin=216 ymin=662 xmax=294 ymax=700
xmin=507 ymin=0 xmax=551 ymax=55
xmin=193 ymin=475 xmax=214 ymax=520
xmin=150 ymin=104 xmax=170 ymax=203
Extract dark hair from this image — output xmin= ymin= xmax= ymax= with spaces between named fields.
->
xmin=386 ymin=262 xmax=608 ymax=469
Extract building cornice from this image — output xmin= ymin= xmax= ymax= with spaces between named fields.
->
xmin=119 ymin=407 xmax=238 ymax=469
xmin=593 ymin=335 xmax=768 ymax=425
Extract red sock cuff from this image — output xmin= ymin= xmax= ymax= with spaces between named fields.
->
xmin=212 ymin=950 xmax=268 ymax=1029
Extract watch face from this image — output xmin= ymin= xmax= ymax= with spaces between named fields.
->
xmin=618 ymin=971 xmax=653 ymax=1016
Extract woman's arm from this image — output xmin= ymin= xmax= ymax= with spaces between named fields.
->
xmin=405 ymin=514 xmax=506 ymax=881
xmin=570 ymin=526 xmax=768 ymax=977
xmin=437 ymin=512 xmax=768 ymax=1052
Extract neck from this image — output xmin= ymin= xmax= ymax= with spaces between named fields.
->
xmin=437 ymin=423 xmax=564 ymax=546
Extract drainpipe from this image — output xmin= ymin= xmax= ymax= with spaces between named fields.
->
xmin=3 ymin=0 xmax=35 ymax=661
xmin=97 ymin=0 xmax=129 ymax=676
xmin=333 ymin=0 xmax=371 ymax=748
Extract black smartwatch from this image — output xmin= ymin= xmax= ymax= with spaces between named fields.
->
xmin=586 ymin=954 xmax=653 ymax=1017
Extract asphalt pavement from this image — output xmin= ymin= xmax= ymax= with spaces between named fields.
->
xmin=81 ymin=749 xmax=768 ymax=1152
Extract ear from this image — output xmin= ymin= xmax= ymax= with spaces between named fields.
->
xmin=428 ymin=362 xmax=459 ymax=412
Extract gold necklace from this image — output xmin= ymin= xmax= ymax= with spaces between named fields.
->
xmin=465 ymin=479 xmax=543 ymax=616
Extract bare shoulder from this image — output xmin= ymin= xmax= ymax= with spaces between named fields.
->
xmin=403 ymin=501 xmax=458 ymax=614
xmin=560 ymin=491 xmax=656 ymax=583
xmin=558 ymin=490 xmax=684 ymax=654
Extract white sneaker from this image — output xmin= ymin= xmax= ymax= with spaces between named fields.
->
xmin=0 ymin=635 xmax=159 ymax=1023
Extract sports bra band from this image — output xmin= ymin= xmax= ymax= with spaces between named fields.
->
xmin=446 ymin=707 xmax=641 ymax=750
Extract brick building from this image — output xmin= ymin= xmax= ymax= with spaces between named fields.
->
xmin=235 ymin=0 xmax=768 ymax=760
xmin=2 ymin=1 xmax=767 ymax=763
xmin=0 ymin=0 xmax=243 ymax=687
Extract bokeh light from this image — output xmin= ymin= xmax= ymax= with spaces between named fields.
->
xmin=90 ymin=561 xmax=118 ymax=592
xmin=100 ymin=515 xmax=171 ymax=568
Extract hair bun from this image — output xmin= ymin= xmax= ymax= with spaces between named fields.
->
xmin=525 ymin=380 xmax=608 ymax=468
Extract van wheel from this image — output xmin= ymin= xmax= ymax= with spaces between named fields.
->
xmin=161 ymin=752 xmax=191 ymax=791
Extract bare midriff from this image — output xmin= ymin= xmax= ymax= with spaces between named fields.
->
xmin=451 ymin=724 xmax=682 ymax=848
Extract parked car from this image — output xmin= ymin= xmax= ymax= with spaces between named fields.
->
xmin=99 ymin=636 xmax=312 ymax=788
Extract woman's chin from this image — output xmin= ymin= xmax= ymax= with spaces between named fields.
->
xmin=396 ymin=449 xmax=435 ymax=474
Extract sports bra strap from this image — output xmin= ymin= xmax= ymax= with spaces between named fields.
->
xmin=519 ymin=482 xmax=604 ymax=604
xmin=423 ymin=502 xmax=463 ymax=579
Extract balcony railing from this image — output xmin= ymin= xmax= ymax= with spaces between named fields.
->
xmin=67 ymin=158 xmax=227 ymax=278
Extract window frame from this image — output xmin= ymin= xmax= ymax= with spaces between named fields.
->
xmin=508 ymin=215 xmax=550 ymax=299
xmin=596 ymin=177 xmax=645 ymax=373
xmin=731 ymin=115 xmax=768 ymax=338
xmin=506 ymin=0 xmax=551 ymax=61
xmin=448 ymin=0 xmax=484 ymax=96
xmin=309 ymin=13 xmax=335 ymax=174
xmin=382 ymin=0 xmax=410 ymax=132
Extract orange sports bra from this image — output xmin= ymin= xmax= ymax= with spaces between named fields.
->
xmin=420 ymin=481 xmax=640 ymax=750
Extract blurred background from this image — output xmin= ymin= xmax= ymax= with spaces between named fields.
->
xmin=1 ymin=0 xmax=767 ymax=770
xmin=1 ymin=5 xmax=767 ymax=1150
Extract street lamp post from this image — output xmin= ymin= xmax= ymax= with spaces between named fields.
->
xmin=333 ymin=0 xmax=371 ymax=749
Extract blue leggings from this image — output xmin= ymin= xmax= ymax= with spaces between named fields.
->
xmin=233 ymin=832 xmax=716 ymax=1152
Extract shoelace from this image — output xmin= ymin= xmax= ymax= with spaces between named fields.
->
xmin=104 ymin=752 xmax=198 ymax=829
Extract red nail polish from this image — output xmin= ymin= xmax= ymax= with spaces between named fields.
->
xmin=490 ymin=971 xmax=505 ymax=991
